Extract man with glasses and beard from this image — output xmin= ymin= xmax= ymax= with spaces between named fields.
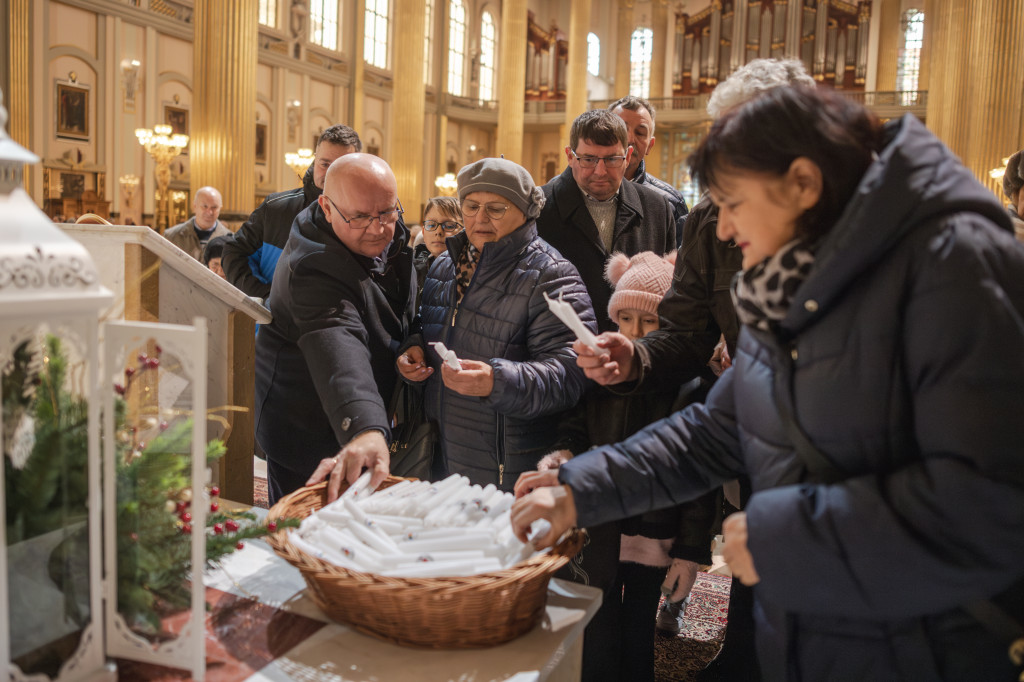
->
xmin=536 ymin=109 xmax=676 ymax=332
xmin=255 ymin=154 xmax=415 ymax=505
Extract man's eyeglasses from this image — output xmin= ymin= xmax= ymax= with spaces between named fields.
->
xmin=571 ymin=149 xmax=627 ymax=169
xmin=423 ymin=220 xmax=463 ymax=233
xmin=324 ymin=195 xmax=404 ymax=230
xmin=461 ymin=201 xmax=509 ymax=220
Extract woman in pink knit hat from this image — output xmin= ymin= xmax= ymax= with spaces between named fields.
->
xmin=540 ymin=250 xmax=720 ymax=682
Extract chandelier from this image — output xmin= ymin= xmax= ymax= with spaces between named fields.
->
xmin=285 ymin=148 xmax=315 ymax=179
xmin=135 ymin=124 xmax=188 ymax=233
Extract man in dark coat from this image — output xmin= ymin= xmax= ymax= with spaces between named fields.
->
xmin=223 ymin=125 xmax=361 ymax=300
xmin=609 ymin=95 xmax=689 ymax=246
xmin=255 ymin=153 xmax=414 ymax=504
xmin=536 ymin=109 xmax=676 ymax=332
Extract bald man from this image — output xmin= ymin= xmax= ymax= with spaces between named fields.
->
xmin=164 ymin=186 xmax=230 ymax=261
xmin=254 ymin=154 xmax=414 ymax=504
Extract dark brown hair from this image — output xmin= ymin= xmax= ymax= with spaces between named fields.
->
xmin=569 ymin=109 xmax=629 ymax=152
xmin=688 ymin=86 xmax=882 ymax=241
xmin=318 ymin=124 xmax=362 ymax=152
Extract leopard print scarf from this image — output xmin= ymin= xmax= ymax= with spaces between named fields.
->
xmin=731 ymin=239 xmax=816 ymax=331
xmin=455 ymin=242 xmax=481 ymax=303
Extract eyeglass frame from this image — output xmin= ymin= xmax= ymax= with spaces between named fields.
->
xmin=460 ymin=200 xmax=510 ymax=220
xmin=323 ymin=195 xmax=405 ymax=230
xmin=422 ymin=219 xmax=464 ymax=233
xmin=570 ymin=149 xmax=628 ymax=170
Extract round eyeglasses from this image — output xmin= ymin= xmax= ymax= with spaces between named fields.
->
xmin=423 ymin=220 xmax=463 ymax=233
xmin=461 ymin=201 xmax=509 ymax=220
xmin=323 ymin=195 xmax=404 ymax=230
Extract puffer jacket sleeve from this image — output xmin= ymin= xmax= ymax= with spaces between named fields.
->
xmin=223 ymin=202 xmax=272 ymax=299
xmin=290 ymin=255 xmax=391 ymax=445
xmin=559 ymin=366 xmax=746 ymax=528
xmin=746 ymin=218 xmax=1024 ymax=620
xmin=484 ymin=260 xmax=596 ymax=419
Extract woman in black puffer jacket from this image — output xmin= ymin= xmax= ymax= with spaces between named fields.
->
xmin=398 ymin=158 xmax=596 ymax=492
xmin=513 ymin=86 xmax=1024 ymax=681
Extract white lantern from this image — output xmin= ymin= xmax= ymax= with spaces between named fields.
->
xmin=0 ymin=91 xmax=113 ymax=679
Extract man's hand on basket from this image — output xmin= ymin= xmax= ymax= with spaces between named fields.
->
xmin=306 ymin=429 xmax=390 ymax=503
xmin=510 ymin=483 xmax=577 ymax=550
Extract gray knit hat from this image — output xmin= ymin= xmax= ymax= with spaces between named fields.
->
xmin=457 ymin=157 xmax=546 ymax=219
xmin=1003 ymin=150 xmax=1024 ymax=200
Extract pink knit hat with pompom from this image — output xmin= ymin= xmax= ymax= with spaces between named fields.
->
xmin=605 ymin=250 xmax=677 ymax=320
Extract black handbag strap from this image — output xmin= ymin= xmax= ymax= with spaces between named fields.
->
xmin=772 ymin=348 xmax=846 ymax=484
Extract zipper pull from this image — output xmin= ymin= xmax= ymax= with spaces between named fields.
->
xmin=451 ymin=306 xmax=458 ymax=327
xmin=499 ymin=463 xmax=504 ymax=486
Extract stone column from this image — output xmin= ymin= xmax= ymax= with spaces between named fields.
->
xmin=564 ymin=0 xmax=591 ymax=133
xmin=392 ymin=0 xmax=426 ymax=221
xmin=615 ymin=0 xmax=635 ymax=96
xmin=349 ymin=0 xmax=366 ymax=133
xmin=650 ymin=0 xmax=669 ymax=98
xmin=191 ymin=0 xmax=258 ymax=223
xmin=926 ymin=0 xmax=1024 ymax=197
xmin=8 ymin=0 xmax=31 ymax=190
xmin=919 ymin=0 xmax=934 ymax=92
xmin=874 ymin=0 xmax=902 ymax=92
xmin=496 ymin=0 xmax=528 ymax=163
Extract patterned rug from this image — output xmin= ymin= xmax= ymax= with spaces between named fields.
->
xmin=253 ymin=476 xmax=268 ymax=509
xmin=655 ymin=571 xmax=731 ymax=681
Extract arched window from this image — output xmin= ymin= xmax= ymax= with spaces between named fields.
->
xmin=629 ymin=27 xmax=653 ymax=97
xmin=448 ymin=0 xmax=468 ymax=96
xmin=897 ymin=9 xmax=924 ymax=104
xmin=259 ymin=0 xmax=277 ymax=27
xmin=479 ymin=11 xmax=497 ymax=101
xmin=424 ymin=0 xmax=434 ymax=84
xmin=587 ymin=32 xmax=600 ymax=76
xmin=364 ymin=0 xmax=390 ymax=68
xmin=309 ymin=0 xmax=338 ymax=50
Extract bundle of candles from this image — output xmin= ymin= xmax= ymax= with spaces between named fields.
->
xmin=289 ymin=472 xmax=551 ymax=578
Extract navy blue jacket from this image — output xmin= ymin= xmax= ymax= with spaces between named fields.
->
xmin=559 ymin=115 xmax=1024 ymax=680
xmin=255 ymin=201 xmax=414 ymax=479
xmin=418 ymin=222 xmax=596 ymax=491
xmin=223 ymin=164 xmax=319 ymax=299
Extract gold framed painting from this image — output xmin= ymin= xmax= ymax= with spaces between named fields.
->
xmin=56 ymin=81 xmax=90 ymax=141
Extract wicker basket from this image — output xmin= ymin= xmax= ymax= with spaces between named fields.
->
xmin=266 ymin=478 xmax=583 ymax=648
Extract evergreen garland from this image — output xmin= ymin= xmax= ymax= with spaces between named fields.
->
xmin=2 ymin=334 xmax=298 ymax=638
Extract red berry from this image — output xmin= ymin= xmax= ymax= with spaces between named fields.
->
xmin=210 ymin=486 xmax=220 ymax=497
xmin=180 ymin=512 xmax=192 ymax=523
xmin=181 ymin=524 xmax=192 ymax=534
xmin=235 ymin=542 xmax=244 ymax=550
xmin=154 ymin=344 xmax=162 ymax=355
xmin=114 ymin=383 xmax=126 ymax=396
xmin=125 ymin=367 xmax=136 ymax=379
xmin=159 ymin=420 xmax=169 ymax=431
xmin=210 ymin=502 xmax=219 ymax=513
xmin=137 ymin=352 xmax=148 ymax=363
xmin=225 ymin=520 xmax=239 ymax=532
xmin=213 ymin=523 xmax=223 ymax=534
xmin=175 ymin=501 xmax=187 ymax=513
xmin=267 ymin=521 xmax=277 ymax=532
xmin=146 ymin=358 xmax=160 ymax=369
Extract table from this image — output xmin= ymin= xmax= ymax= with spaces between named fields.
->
xmin=200 ymin=506 xmax=602 ymax=682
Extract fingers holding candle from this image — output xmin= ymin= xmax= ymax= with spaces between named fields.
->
xmin=510 ymin=484 xmax=577 ymax=549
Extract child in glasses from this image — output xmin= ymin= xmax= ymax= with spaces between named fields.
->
xmin=414 ymin=196 xmax=463 ymax=303
xmin=538 ymin=250 xmax=719 ymax=682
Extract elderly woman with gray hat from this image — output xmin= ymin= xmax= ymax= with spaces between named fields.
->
xmin=397 ymin=158 xmax=596 ymax=492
